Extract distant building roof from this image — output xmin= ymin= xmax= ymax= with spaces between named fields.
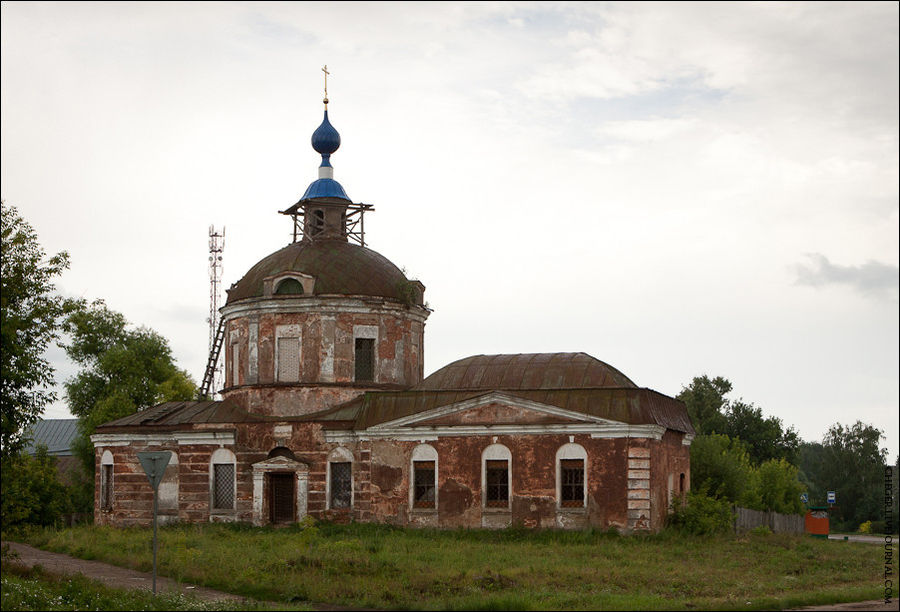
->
xmin=308 ymin=387 xmax=695 ymax=434
xmin=412 ymin=353 xmax=638 ymax=391
xmin=25 ymin=419 xmax=79 ymax=456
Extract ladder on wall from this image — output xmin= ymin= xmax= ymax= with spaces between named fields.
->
xmin=198 ymin=318 xmax=225 ymax=400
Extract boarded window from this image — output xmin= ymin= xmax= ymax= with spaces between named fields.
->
xmin=330 ymin=462 xmax=352 ymax=509
xmin=274 ymin=278 xmax=304 ymax=295
xmin=277 ymin=337 xmax=300 ymax=382
xmin=100 ymin=464 xmax=113 ymax=511
xmin=231 ymin=343 xmax=240 ymax=387
xmin=354 ymin=338 xmax=374 ymax=382
xmin=413 ymin=460 xmax=436 ymax=508
xmin=213 ymin=463 xmax=234 ymax=510
xmin=679 ymin=473 xmax=685 ymax=493
xmin=485 ymin=460 xmax=508 ymax=507
xmin=560 ymin=459 xmax=584 ymax=507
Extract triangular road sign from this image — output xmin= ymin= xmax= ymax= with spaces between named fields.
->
xmin=137 ymin=451 xmax=172 ymax=491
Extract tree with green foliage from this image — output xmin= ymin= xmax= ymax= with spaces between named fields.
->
xmin=63 ymin=300 xmax=197 ymax=475
xmin=0 ymin=202 xmax=72 ymax=459
xmin=799 ymin=421 xmax=887 ymax=530
xmin=1 ymin=446 xmax=72 ymax=528
xmin=666 ymin=491 xmax=734 ymax=535
xmin=743 ymin=458 xmax=805 ymax=515
xmin=677 ymin=375 xmax=731 ymax=435
xmin=678 ymin=375 xmax=799 ymax=465
xmin=689 ymin=432 xmax=753 ymax=502
xmin=725 ymin=400 xmax=800 ymax=465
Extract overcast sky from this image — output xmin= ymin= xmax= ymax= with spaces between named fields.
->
xmin=2 ymin=2 xmax=898 ymax=459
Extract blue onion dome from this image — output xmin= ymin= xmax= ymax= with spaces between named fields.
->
xmin=311 ymin=111 xmax=340 ymax=155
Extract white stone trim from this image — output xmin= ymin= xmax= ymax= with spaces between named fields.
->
xmin=353 ymin=325 xmax=378 ymax=340
xmin=248 ymin=320 xmax=259 ymax=384
xmin=409 ymin=443 xmax=438 ymax=513
xmin=481 ymin=443 xmax=512 ymax=512
xmin=556 ymin=443 xmax=588 ymax=510
xmin=91 ymin=431 xmax=236 ymax=447
xmin=210 ymin=447 xmax=237 ymax=514
xmin=369 ymin=391 xmax=624 ymax=430
xmin=221 ymin=297 xmax=430 ymax=324
xmin=251 ymin=456 xmax=309 ymax=526
xmin=323 ymin=423 xmax=666 ymax=444
xmin=100 ymin=450 xmax=114 ymax=511
xmin=275 ymin=324 xmax=302 ymax=383
xmin=682 ymin=434 xmax=695 ymax=446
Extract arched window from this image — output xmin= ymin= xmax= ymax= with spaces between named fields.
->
xmin=327 ymin=447 xmax=353 ymax=510
xmin=482 ymin=444 xmax=512 ymax=510
xmin=268 ymin=446 xmax=296 ymax=461
xmin=274 ymin=278 xmax=304 ymax=295
xmin=556 ymin=443 xmax=587 ymax=509
xmin=410 ymin=444 xmax=438 ymax=510
xmin=210 ymin=448 xmax=236 ymax=512
xmin=100 ymin=450 xmax=114 ymax=511
xmin=158 ymin=452 xmax=179 ymax=514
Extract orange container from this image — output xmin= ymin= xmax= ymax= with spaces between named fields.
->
xmin=805 ymin=506 xmax=829 ymax=538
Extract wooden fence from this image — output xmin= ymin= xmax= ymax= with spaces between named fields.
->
xmin=733 ymin=506 xmax=804 ymax=534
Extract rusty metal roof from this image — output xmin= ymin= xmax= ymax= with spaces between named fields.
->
xmin=310 ymin=387 xmax=694 ymax=434
xmin=95 ymin=401 xmax=263 ymax=430
xmin=226 ymin=238 xmax=411 ymax=304
xmin=413 ymin=353 xmax=637 ymax=391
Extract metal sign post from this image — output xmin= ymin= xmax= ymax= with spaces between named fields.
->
xmin=137 ymin=451 xmax=172 ymax=595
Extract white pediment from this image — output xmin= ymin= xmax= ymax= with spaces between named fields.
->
xmin=368 ymin=391 xmax=626 ymax=431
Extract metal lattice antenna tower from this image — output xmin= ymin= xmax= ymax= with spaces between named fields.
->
xmin=207 ymin=225 xmax=225 ymax=398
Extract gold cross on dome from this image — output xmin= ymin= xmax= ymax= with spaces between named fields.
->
xmin=322 ymin=65 xmax=330 ymax=105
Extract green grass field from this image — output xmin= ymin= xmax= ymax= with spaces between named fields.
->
xmin=8 ymin=521 xmax=889 ymax=610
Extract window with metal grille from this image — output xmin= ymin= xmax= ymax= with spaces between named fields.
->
xmin=413 ymin=461 xmax=435 ymax=508
xmin=330 ymin=461 xmax=352 ymax=509
xmin=212 ymin=463 xmax=234 ymax=510
xmin=277 ymin=336 xmax=300 ymax=382
xmin=560 ymin=459 xmax=584 ymax=507
xmin=354 ymin=338 xmax=374 ymax=382
xmin=485 ymin=460 xmax=509 ymax=507
xmin=100 ymin=464 xmax=113 ymax=510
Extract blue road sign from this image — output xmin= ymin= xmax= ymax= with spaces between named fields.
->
xmin=800 ymin=493 xmax=808 ymax=504
xmin=827 ymin=490 xmax=836 ymax=504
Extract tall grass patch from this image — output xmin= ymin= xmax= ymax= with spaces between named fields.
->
xmin=15 ymin=522 xmax=888 ymax=610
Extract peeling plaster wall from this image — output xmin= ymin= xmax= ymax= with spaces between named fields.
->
xmin=94 ymin=421 xmax=684 ymax=532
xmin=649 ymin=430 xmax=691 ymax=530
xmin=364 ymin=432 xmax=638 ymax=531
xmin=221 ymin=305 xmax=425 ymax=417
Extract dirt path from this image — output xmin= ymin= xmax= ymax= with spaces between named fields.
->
xmin=3 ymin=541 xmax=246 ymax=603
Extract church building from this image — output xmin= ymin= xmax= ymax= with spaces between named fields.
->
xmin=92 ymin=90 xmax=694 ymax=532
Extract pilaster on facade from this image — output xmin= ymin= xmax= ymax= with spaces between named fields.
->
xmin=626 ymin=445 xmax=652 ymax=531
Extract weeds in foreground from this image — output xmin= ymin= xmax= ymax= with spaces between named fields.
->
xmin=0 ymin=563 xmax=306 ymax=611
xmin=8 ymin=522 xmax=889 ymax=611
